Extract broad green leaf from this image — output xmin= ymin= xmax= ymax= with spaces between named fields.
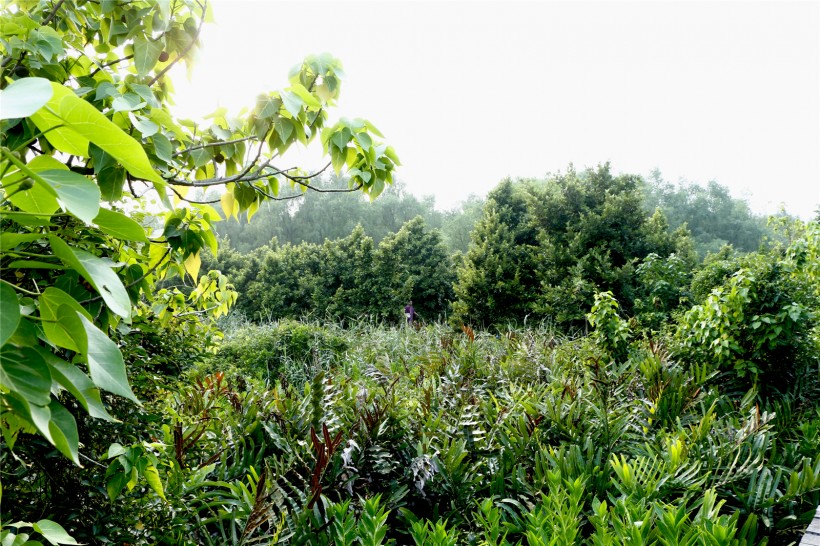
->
xmin=0 ymin=282 xmax=20 ymax=346
xmin=111 ymin=93 xmax=145 ymax=112
xmin=55 ymin=304 xmax=88 ymax=353
xmin=6 ymin=260 xmax=63 ymax=269
xmin=220 ymin=190 xmax=237 ymax=219
xmin=134 ymin=36 xmax=163 ymax=76
xmin=30 ymin=83 xmax=163 ymax=183
xmin=98 ymin=165 xmax=126 ymax=202
xmin=0 ymin=233 xmax=44 ymax=251
xmin=280 ymin=90 xmax=304 ymax=118
xmin=149 ymin=108 xmax=186 ymax=141
xmin=384 ymin=146 xmax=400 ymax=165
xmin=355 ymin=132 xmax=373 ymax=150
xmin=107 ymin=469 xmax=129 ymax=501
xmin=39 ymin=288 xmax=92 ymax=352
xmin=38 ymin=169 xmax=101 ymax=223
xmin=364 ymin=120 xmax=384 ymax=138
xmin=47 ymin=353 xmax=116 ymax=422
xmin=184 ymin=251 xmax=201 ymax=281
xmin=107 ymin=443 xmax=126 ymax=458
xmin=46 ymin=400 xmax=80 ymax=465
xmin=131 ymin=114 xmax=159 ymax=136
xmin=33 ymin=519 xmax=79 ymax=545
xmin=6 ymin=180 xmax=60 ymax=217
xmin=77 ymin=313 xmax=138 ymax=403
xmin=152 ymin=133 xmax=173 ymax=163
xmin=0 ymin=347 xmax=52 ymax=405
xmin=128 ymin=83 xmax=160 ymax=107
xmin=93 ymin=208 xmax=148 ymax=242
xmin=290 ymin=83 xmax=322 ymax=108
xmin=0 ymin=77 xmax=53 ymax=119
xmin=49 ymin=236 xmax=131 ymax=319
xmin=1 ymin=155 xmax=66 ymax=217
xmin=5 ymin=391 xmax=53 ymax=444
xmin=143 ymin=463 xmax=166 ymax=500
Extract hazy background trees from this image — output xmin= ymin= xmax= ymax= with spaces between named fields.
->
xmin=207 ymin=166 xmax=793 ymax=329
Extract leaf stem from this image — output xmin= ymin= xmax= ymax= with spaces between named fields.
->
xmin=0 ymin=278 xmax=41 ymax=297
xmin=0 ymin=148 xmax=54 ymax=196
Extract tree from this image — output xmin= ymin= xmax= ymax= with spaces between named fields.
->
xmin=1 ymin=0 xmax=396 ymax=480
xmin=453 ymin=198 xmax=530 ymax=326
xmin=441 ymin=193 xmax=485 ymax=254
xmin=319 ymin=225 xmax=377 ymax=320
xmin=532 ymin=165 xmax=686 ymax=325
xmin=641 ymin=170 xmax=769 ymax=256
xmin=213 ymin=176 xmax=444 ymax=251
xmin=373 ymin=216 xmax=455 ymax=322
xmin=453 ymin=166 xmax=694 ymax=329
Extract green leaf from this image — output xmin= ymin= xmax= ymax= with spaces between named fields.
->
xmin=364 ymin=120 xmax=384 ymax=138
xmin=6 ymin=259 xmax=63 ymax=270
xmin=143 ymin=463 xmax=166 ymax=500
xmin=107 ymin=443 xmax=127 ymax=458
xmin=152 ymin=133 xmax=173 ymax=164
xmin=30 ymin=83 xmax=163 ymax=183
xmin=76 ymin=313 xmax=138 ymax=403
xmin=0 ymin=77 xmax=53 ymax=119
xmin=131 ymin=114 xmax=159 ymax=136
xmin=6 ymin=180 xmax=60 ymax=218
xmin=0 ymin=347 xmax=52 ymax=406
xmin=39 ymin=288 xmax=92 ymax=352
xmin=49 ymin=236 xmax=131 ymax=319
xmin=0 ymin=233 xmax=44 ymax=251
xmin=106 ymin=469 xmax=129 ymax=502
xmin=38 ymin=169 xmax=101 ymax=223
xmin=46 ymin=400 xmax=80 ymax=465
xmin=93 ymin=208 xmax=148 ymax=242
xmin=98 ymin=166 xmax=126 ymax=202
xmin=32 ymin=519 xmax=79 ymax=545
xmin=44 ymin=350 xmax=115 ymax=422
xmin=133 ymin=35 xmax=163 ymax=76
xmin=0 ymin=282 xmax=21 ymax=347
xmin=280 ymin=90 xmax=304 ymax=118
xmin=355 ymin=132 xmax=372 ymax=150
xmin=2 ymin=155 xmax=65 ymax=217
xmin=111 ymin=93 xmax=145 ymax=112
xmin=290 ymin=83 xmax=321 ymax=108
xmin=5 ymin=391 xmax=53 ymax=444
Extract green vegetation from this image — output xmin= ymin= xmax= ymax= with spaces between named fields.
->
xmin=2 ymin=2 xmax=819 ymax=546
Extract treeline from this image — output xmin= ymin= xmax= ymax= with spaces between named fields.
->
xmin=207 ymin=163 xmax=792 ymax=327
xmin=204 ymin=217 xmax=456 ymax=323
xmin=214 ymin=176 xmax=484 ymax=254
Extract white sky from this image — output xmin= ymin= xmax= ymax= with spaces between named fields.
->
xmin=171 ymin=1 xmax=820 ymax=218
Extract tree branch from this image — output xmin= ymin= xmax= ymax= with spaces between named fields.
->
xmin=89 ymin=54 xmax=135 ymax=77
xmin=172 ymin=136 xmax=258 ymax=158
xmin=42 ymin=0 xmax=67 ymax=25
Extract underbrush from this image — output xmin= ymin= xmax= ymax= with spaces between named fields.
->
xmin=193 ymin=318 xmax=349 ymax=390
xmin=4 ymin=313 xmax=818 ymax=545
xmin=59 ymin=320 xmax=820 ymax=543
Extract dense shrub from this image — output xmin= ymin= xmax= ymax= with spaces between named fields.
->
xmin=674 ymin=234 xmax=820 ymax=395
xmin=197 ymin=319 xmax=349 ymax=388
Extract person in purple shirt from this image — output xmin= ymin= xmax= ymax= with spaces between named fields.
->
xmin=404 ymin=300 xmax=416 ymax=325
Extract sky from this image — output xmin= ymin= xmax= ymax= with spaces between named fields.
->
xmin=171 ymin=1 xmax=820 ymax=218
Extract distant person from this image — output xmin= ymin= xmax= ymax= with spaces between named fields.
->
xmin=404 ymin=300 xmax=416 ymax=325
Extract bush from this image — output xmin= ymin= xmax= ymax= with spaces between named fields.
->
xmin=197 ymin=319 xmax=348 ymax=389
xmin=674 ymin=245 xmax=819 ymax=396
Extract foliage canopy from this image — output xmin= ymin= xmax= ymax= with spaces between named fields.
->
xmin=1 ymin=0 xmax=396 ymax=472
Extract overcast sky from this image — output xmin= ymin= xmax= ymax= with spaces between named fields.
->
xmin=171 ymin=1 xmax=820 ymax=218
